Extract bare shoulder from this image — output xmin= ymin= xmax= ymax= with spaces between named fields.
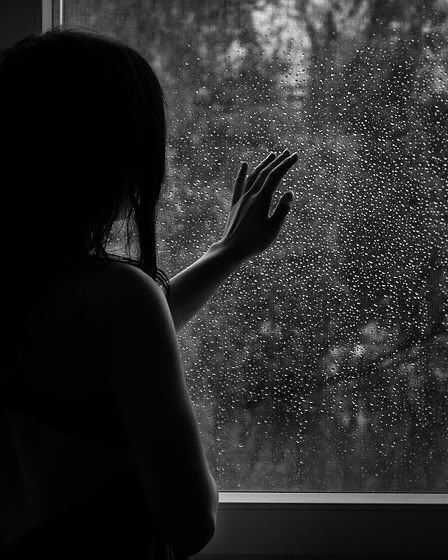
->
xmin=84 ymin=261 xmax=174 ymax=372
xmin=84 ymin=261 xmax=166 ymax=324
xmin=87 ymin=261 xmax=161 ymax=302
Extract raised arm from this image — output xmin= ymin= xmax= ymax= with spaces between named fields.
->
xmin=167 ymin=149 xmax=297 ymax=331
xmin=166 ymin=240 xmax=243 ymax=331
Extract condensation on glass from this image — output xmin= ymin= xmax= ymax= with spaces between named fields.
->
xmin=61 ymin=0 xmax=448 ymax=492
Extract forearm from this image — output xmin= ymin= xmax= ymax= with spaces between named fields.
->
xmin=166 ymin=240 xmax=245 ymax=331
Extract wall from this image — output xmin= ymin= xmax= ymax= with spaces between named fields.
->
xmin=0 ymin=0 xmax=41 ymax=51
xmin=0 ymin=2 xmax=43 ymax=547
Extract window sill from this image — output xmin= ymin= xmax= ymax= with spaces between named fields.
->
xmin=218 ymin=491 xmax=448 ymax=505
xmin=193 ymin=493 xmax=448 ymax=558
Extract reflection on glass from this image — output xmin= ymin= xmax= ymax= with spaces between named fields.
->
xmin=62 ymin=0 xmax=448 ymax=491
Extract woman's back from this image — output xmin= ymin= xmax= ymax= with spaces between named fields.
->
xmin=3 ymin=259 xmax=137 ymax=529
xmin=2 ymin=259 xmax=218 ymax=556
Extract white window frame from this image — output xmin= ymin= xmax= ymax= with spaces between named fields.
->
xmin=41 ymin=1 xmax=448 ymax=557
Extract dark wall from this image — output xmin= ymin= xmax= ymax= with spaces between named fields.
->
xmin=0 ymin=0 xmax=41 ymax=51
xmin=0 ymin=3 xmax=43 ymax=547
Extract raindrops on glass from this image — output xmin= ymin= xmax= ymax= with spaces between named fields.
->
xmin=67 ymin=0 xmax=448 ymax=491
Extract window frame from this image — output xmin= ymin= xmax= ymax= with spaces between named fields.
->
xmin=40 ymin=0 xmax=448 ymax=556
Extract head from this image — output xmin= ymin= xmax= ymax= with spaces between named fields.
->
xmin=0 ymin=27 xmax=167 ymax=282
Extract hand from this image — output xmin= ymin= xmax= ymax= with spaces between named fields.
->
xmin=219 ymin=149 xmax=297 ymax=261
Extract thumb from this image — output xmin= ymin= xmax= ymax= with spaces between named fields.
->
xmin=269 ymin=191 xmax=293 ymax=235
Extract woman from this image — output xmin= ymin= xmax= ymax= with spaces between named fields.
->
xmin=0 ymin=27 xmax=297 ymax=558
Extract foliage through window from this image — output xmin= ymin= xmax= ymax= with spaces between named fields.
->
xmin=61 ymin=0 xmax=448 ymax=491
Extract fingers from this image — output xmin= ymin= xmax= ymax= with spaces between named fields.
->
xmin=232 ymin=148 xmax=295 ymax=208
xmin=244 ymin=152 xmax=276 ymax=195
xmin=258 ymin=153 xmax=298 ymax=206
xmin=247 ymin=149 xmax=292 ymax=196
xmin=268 ymin=191 xmax=293 ymax=236
xmin=232 ymin=162 xmax=248 ymax=206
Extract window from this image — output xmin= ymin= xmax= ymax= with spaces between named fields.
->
xmin=44 ymin=1 xmax=447 ymax=556
xmin=56 ymin=0 xmax=448 ymax=493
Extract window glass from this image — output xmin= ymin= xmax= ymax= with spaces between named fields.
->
xmin=61 ymin=0 xmax=448 ymax=491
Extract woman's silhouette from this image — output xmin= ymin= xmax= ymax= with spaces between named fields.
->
xmin=0 ymin=27 xmax=297 ymax=558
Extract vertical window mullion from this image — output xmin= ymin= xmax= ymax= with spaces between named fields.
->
xmin=41 ymin=0 xmax=53 ymax=32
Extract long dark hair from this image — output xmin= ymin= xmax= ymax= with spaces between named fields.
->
xmin=0 ymin=27 xmax=167 ymax=290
